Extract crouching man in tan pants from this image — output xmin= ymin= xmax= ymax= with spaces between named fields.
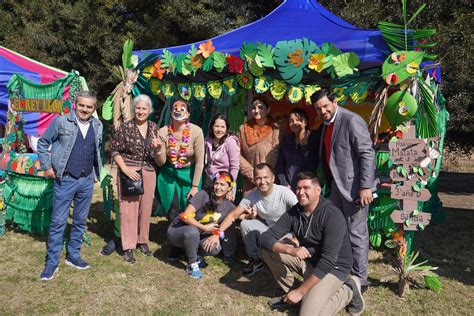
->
xmin=260 ymin=171 xmax=365 ymax=315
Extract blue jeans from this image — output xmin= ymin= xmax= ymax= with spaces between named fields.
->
xmin=45 ymin=173 xmax=94 ymax=267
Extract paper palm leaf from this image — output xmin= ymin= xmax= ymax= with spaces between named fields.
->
xmin=174 ymin=53 xmax=187 ymax=74
xmin=213 ymin=52 xmax=226 ymax=72
xmin=240 ymin=42 xmax=257 ymax=61
xmin=202 ymin=54 xmax=214 ymax=72
xmin=274 ymin=38 xmax=317 ymax=85
xmin=256 ymin=42 xmax=275 ymax=69
xmin=122 ymin=39 xmax=134 ymax=70
xmin=416 ymin=75 xmax=438 ymax=138
xmin=331 ymin=52 xmax=360 ymax=77
xmin=161 ymin=49 xmax=176 ymax=74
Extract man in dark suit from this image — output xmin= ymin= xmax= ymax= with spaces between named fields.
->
xmin=311 ymin=89 xmax=377 ymax=293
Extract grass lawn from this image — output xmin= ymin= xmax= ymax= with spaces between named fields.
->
xmin=1 ymin=172 xmax=473 ymax=315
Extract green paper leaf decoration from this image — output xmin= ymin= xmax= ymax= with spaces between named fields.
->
xmin=331 ymin=52 xmax=360 ymax=77
xmin=254 ymin=76 xmax=271 ymax=94
xmin=101 ymin=96 xmax=113 ymax=121
xmin=274 ymin=38 xmax=317 ymax=85
xmin=270 ymin=80 xmax=287 ymax=100
xmin=202 ymin=54 xmax=214 ymax=72
xmin=385 ymin=239 xmax=398 ymax=249
xmin=122 ymin=39 xmax=134 ymax=70
xmin=401 ymin=167 xmax=407 ymax=177
xmin=321 ymin=42 xmax=342 ymax=57
xmin=412 ymin=183 xmax=421 ymax=192
xmin=382 ymin=51 xmax=425 ymax=85
xmin=412 ymin=209 xmax=419 ymax=216
xmin=192 ymin=83 xmax=206 ymax=101
xmin=213 ymin=52 xmax=226 ymax=72
xmin=287 ymin=85 xmax=304 ymax=104
xmin=405 ymin=218 xmax=412 ymax=226
xmin=174 ymin=53 xmax=187 ymax=74
xmin=188 ymin=44 xmax=198 ymax=57
xmin=178 ymin=83 xmax=192 ymax=101
xmin=249 ymin=61 xmax=264 ymax=76
xmin=304 ymin=84 xmax=321 ymax=103
xmin=222 ymin=77 xmax=237 ymax=96
xmin=256 ymin=42 xmax=275 ymax=69
xmin=418 ymin=168 xmax=425 ymax=176
xmin=181 ymin=61 xmax=193 ymax=76
xmin=413 ymin=166 xmax=419 ymax=173
xmin=161 ymin=49 xmax=176 ymax=74
xmin=237 ymin=72 xmax=253 ymax=89
xmin=240 ymin=42 xmax=257 ymax=61
xmin=207 ymin=81 xmax=222 ymax=99
xmin=418 ymin=223 xmax=425 ymax=231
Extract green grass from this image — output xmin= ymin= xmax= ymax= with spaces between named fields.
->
xmin=1 ymin=174 xmax=473 ymax=315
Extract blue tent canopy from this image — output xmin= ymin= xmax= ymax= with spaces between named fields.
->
xmin=133 ymin=0 xmax=389 ymax=70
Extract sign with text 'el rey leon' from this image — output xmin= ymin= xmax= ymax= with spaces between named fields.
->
xmin=10 ymin=98 xmax=64 ymax=113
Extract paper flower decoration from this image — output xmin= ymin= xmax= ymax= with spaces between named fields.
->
xmin=270 ymin=80 xmax=287 ymax=100
xmin=308 ymin=54 xmax=326 ymax=72
xmin=226 ymin=55 xmax=244 ymax=73
xmin=254 ymin=76 xmax=270 ymax=94
xmin=151 ymin=60 xmax=166 ymax=80
xmin=190 ymin=54 xmax=203 ymax=70
xmin=237 ymin=72 xmax=253 ymax=89
xmin=197 ymin=40 xmax=215 ymax=59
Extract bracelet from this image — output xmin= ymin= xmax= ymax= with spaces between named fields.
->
xmin=212 ymin=229 xmax=225 ymax=240
xmin=179 ymin=212 xmax=196 ymax=220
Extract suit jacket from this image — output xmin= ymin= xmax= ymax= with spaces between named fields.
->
xmin=319 ymin=107 xmax=377 ymax=202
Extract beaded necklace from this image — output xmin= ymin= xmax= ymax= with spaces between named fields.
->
xmin=167 ymin=120 xmax=190 ymax=168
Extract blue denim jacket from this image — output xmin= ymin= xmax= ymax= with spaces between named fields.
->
xmin=37 ymin=112 xmax=103 ymax=179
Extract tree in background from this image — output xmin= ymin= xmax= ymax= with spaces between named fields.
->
xmin=0 ymin=0 xmax=471 ymax=153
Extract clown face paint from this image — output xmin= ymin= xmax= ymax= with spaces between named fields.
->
xmin=171 ymin=101 xmax=190 ymax=121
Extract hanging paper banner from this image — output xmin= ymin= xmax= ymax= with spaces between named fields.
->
xmin=162 ymin=82 xmax=176 ymax=99
xmin=254 ymin=76 xmax=271 ymax=94
xmin=192 ymin=83 xmax=207 ymax=101
xmin=287 ymin=85 xmax=304 ymax=103
xmin=270 ymin=80 xmax=287 ymax=100
xmin=149 ymin=79 xmax=162 ymax=95
xmin=222 ymin=77 xmax=237 ymax=96
xmin=303 ymin=85 xmax=321 ymax=103
xmin=178 ymin=83 xmax=192 ymax=100
xmin=207 ymin=81 xmax=222 ymax=99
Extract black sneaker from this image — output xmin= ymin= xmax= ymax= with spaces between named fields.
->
xmin=268 ymin=296 xmax=290 ymax=310
xmin=138 ymin=244 xmax=152 ymax=256
xmin=101 ymin=240 xmax=116 ymax=256
xmin=123 ymin=249 xmax=136 ymax=264
xmin=242 ymin=258 xmax=263 ymax=276
xmin=346 ymin=276 xmax=365 ymax=316
xmin=223 ymin=255 xmax=235 ymax=265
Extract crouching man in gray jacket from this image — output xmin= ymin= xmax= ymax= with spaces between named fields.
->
xmin=261 ymin=171 xmax=365 ymax=315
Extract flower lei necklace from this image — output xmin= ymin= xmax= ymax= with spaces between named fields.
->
xmin=167 ymin=120 xmax=190 ymax=168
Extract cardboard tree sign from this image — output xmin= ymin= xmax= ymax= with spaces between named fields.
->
xmin=389 ymin=125 xmax=432 ymax=231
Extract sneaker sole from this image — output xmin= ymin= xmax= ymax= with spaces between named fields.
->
xmin=188 ymin=274 xmax=202 ymax=279
xmin=348 ymin=276 xmax=365 ymax=316
xmin=65 ymin=259 xmax=90 ymax=270
xmin=242 ymin=264 xmax=264 ymax=277
xmin=40 ymin=267 xmax=59 ymax=281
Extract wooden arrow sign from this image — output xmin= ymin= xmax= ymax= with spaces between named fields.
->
xmin=390 ymin=183 xmax=431 ymax=201
xmin=388 ymin=139 xmax=427 ymax=165
xmin=390 ymin=210 xmax=432 ymax=231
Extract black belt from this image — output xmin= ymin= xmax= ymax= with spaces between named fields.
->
xmin=63 ymin=171 xmax=87 ymax=178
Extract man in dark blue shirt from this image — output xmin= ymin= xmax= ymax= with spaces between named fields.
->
xmin=261 ymin=171 xmax=365 ymax=315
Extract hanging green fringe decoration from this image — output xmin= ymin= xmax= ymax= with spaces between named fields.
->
xmin=4 ymin=172 xmax=54 ymax=235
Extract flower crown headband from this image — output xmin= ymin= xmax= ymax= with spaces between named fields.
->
xmin=213 ymin=172 xmax=235 ymax=187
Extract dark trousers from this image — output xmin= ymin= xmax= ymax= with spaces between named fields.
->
xmin=167 ymin=223 xmax=237 ymax=263
xmin=330 ymin=182 xmax=369 ymax=286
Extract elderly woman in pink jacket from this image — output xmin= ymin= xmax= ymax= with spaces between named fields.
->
xmin=203 ymin=114 xmax=240 ymax=199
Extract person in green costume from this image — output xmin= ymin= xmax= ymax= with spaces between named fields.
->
xmin=154 ymin=100 xmax=205 ymax=219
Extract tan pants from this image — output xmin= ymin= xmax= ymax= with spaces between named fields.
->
xmin=118 ymin=168 xmax=156 ymax=251
xmin=262 ymin=248 xmax=353 ymax=316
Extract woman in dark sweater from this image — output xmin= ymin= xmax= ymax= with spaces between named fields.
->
xmin=276 ymin=108 xmax=320 ymax=191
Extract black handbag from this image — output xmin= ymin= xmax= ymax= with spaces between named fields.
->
xmin=119 ymin=124 xmax=149 ymax=196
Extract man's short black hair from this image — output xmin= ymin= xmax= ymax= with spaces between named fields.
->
xmin=295 ymin=171 xmax=321 ymax=187
xmin=310 ymin=88 xmax=337 ymax=105
xmin=254 ymin=162 xmax=274 ymax=176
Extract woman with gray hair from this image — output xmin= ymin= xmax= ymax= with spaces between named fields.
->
xmin=110 ymin=94 xmax=160 ymax=264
